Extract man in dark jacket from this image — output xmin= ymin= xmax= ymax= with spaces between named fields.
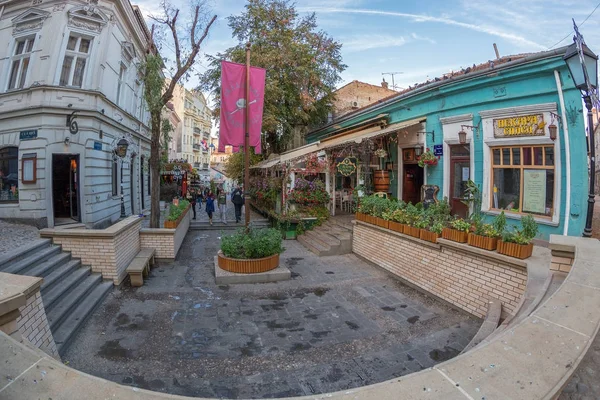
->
xmin=231 ymin=185 xmax=244 ymax=223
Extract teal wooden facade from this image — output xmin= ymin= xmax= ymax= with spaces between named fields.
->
xmin=307 ymin=48 xmax=589 ymax=239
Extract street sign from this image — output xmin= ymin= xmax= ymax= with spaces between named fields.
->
xmin=433 ymin=145 xmax=443 ymax=156
xmin=19 ymin=130 xmax=37 ymax=140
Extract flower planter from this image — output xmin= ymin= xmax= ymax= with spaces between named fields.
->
xmin=366 ymin=215 xmax=377 ymax=225
xmin=163 ymin=205 xmax=190 ymax=229
xmin=217 ymin=251 xmax=280 ymax=273
xmin=388 ymin=221 xmax=406 ymax=234
xmin=497 ymin=240 xmax=534 ymax=259
xmin=283 ymin=221 xmax=299 ymax=240
xmin=467 ymin=233 xmax=498 ymax=251
xmin=404 ymin=225 xmax=421 ymax=238
xmin=442 ymin=228 xmax=469 ymax=243
xmin=420 ymin=229 xmax=441 ymax=243
xmin=355 ymin=212 xmax=366 ymax=222
xmin=375 ymin=217 xmax=389 ymax=229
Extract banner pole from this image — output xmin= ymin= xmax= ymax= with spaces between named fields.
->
xmin=244 ymin=42 xmax=251 ymax=231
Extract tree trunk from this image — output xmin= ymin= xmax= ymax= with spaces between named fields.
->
xmin=150 ymin=111 xmax=162 ymax=228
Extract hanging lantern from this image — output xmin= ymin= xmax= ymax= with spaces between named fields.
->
xmin=414 ymin=144 xmax=422 ymax=157
xmin=548 ymin=124 xmax=558 ymax=141
xmin=115 ymin=137 xmax=129 ymax=158
xmin=458 ymin=129 xmax=467 ymax=144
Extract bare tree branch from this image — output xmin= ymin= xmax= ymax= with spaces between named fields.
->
xmin=190 ymin=6 xmax=199 ymax=47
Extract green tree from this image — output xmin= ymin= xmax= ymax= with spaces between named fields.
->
xmin=199 ymin=0 xmax=346 ymax=154
xmin=140 ymin=1 xmax=216 ymax=228
xmin=223 ymin=149 xmax=262 ymax=183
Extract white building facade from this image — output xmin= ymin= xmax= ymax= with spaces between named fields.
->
xmin=0 ymin=0 xmax=152 ymax=228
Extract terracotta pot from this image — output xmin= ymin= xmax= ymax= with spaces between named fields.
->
xmin=375 ymin=217 xmax=389 ymax=229
xmin=442 ymin=228 xmax=469 ymax=243
xmin=404 ymin=226 xmax=421 ymax=238
xmin=419 ymin=229 xmax=441 ymax=243
xmin=163 ymin=205 xmax=190 ymax=229
xmin=217 ymin=251 xmax=280 ymax=273
xmin=388 ymin=221 xmax=405 ymax=234
xmin=497 ymin=240 xmax=534 ymax=259
xmin=467 ymin=233 xmax=498 ymax=251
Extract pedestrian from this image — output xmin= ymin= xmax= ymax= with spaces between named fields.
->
xmin=217 ymin=188 xmax=228 ymax=224
xmin=189 ymin=190 xmax=197 ymax=220
xmin=231 ymin=185 xmax=244 ymax=223
xmin=205 ymin=190 xmax=215 ymax=225
xmin=196 ymin=190 xmax=203 ymax=211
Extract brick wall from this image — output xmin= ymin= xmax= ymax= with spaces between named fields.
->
xmin=140 ymin=207 xmax=190 ymax=260
xmin=40 ymin=216 xmax=142 ymax=285
xmin=16 ymin=290 xmax=59 ymax=359
xmin=352 ymin=222 xmax=528 ymax=318
xmin=333 ymin=80 xmax=396 ymax=119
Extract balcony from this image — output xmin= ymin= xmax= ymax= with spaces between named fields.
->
xmin=203 ymin=163 xmax=209 ymax=170
xmin=193 ymin=127 xmax=201 ymax=135
xmin=193 ymin=144 xmax=201 ymax=151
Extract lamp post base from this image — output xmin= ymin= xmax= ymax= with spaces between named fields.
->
xmin=583 ymin=95 xmax=596 ymax=238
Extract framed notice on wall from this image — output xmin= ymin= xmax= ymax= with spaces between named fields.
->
xmin=21 ymin=153 xmax=37 ymax=184
xmin=522 ymin=169 xmax=546 ymax=214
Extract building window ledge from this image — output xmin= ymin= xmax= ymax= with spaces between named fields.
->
xmin=482 ymin=209 xmax=559 ymax=226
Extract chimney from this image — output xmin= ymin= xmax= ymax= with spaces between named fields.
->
xmin=381 ymin=78 xmax=389 ymax=89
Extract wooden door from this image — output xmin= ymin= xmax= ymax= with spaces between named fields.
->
xmin=403 ymin=164 xmax=423 ymax=204
xmin=449 ymin=145 xmax=470 ymax=218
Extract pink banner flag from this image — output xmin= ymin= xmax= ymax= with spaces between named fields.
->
xmin=219 ymin=61 xmax=266 ymax=154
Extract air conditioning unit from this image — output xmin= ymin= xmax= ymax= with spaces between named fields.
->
xmin=351 ymin=101 xmax=359 ymax=108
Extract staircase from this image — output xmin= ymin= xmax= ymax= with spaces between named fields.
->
xmin=298 ymin=215 xmax=354 ymax=256
xmin=0 ymin=239 xmax=112 ymax=356
xmin=189 ymin=219 xmax=271 ymax=231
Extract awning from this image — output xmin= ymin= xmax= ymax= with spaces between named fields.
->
xmin=251 ymin=155 xmax=281 ymax=169
xmin=280 ymin=142 xmax=320 ymax=163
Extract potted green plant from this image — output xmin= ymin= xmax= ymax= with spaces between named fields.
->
xmin=497 ymin=215 xmax=539 ymax=259
xmin=442 ymin=218 xmax=471 ymax=243
xmin=420 ymin=220 xmax=444 ymax=243
xmin=385 ymin=208 xmax=408 ymax=234
xmin=372 ymin=196 xmax=394 ymax=229
xmin=218 ymin=228 xmax=284 ymax=273
xmin=467 ymin=212 xmax=506 ymax=251
xmin=356 ymin=195 xmax=375 ymax=224
xmin=404 ymin=203 xmax=423 ymax=238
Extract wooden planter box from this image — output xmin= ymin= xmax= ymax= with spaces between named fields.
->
xmin=404 ymin=226 xmax=421 ymax=238
xmin=366 ymin=215 xmax=377 ymax=225
xmin=442 ymin=228 xmax=469 ymax=243
xmin=163 ymin=205 xmax=190 ymax=229
xmin=375 ymin=217 xmax=389 ymax=229
xmin=497 ymin=240 xmax=534 ymax=259
xmin=419 ymin=229 xmax=441 ymax=243
xmin=217 ymin=251 xmax=280 ymax=273
xmin=355 ymin=212 xmax=368 ymax=222
xmin=467 ymin=233 xmax=498 ymax=251
xmin=388 ymin=221 xmax=406 ymax=234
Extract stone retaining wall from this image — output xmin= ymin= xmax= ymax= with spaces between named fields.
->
xmin=140 ymin=207 xmax=191 ymax=260
xmin=40 ymin=216 xmax=143 ymax=285
xmin=352 ymin=221 xmax=527 ymax=318
xmin=17 ymin=289 xmax=59 ymax=359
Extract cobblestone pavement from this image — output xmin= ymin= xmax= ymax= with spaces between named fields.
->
xmin=0 ymin=220 xmax=39 ymax=255
xmin=64 ymin=230 xmax=479 ymax=398
xmin=193 ymin=197 xmax=260 ymax=223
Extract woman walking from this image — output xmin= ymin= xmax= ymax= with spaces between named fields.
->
xmin=217 ymin=188 xmax=228 ymax=224
xmin=205 ymin=190 xmax=215 ymax=226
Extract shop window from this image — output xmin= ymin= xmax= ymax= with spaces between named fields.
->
xmin=0 ymin=147 xmax=19 ymax=202
xmin=491 ymin=145 xmax=554 ymax=217
xmin=59 ymin=35 xmax=92 ymax=87
xmin=8 ymin=36 xmax=35 ymax=90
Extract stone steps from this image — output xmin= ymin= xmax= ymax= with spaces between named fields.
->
xmin=189 ymin=219 xmax=271 ymax=231
xmin=0 ymin=239 xmax=111 ymax=356
xmin=298 ymin=217 xmax=354 ymax=257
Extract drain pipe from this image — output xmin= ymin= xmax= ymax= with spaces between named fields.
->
xmin=554 ymin=70 xmax=571 ymax=235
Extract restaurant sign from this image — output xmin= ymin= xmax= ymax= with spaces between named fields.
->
xmin=493 ymin=114 xmax=546 ymax=138
xmin=336 ymin=157 xmax=357 ymax=177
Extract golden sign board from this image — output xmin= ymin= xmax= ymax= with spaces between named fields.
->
xmin=493 ymin=114 xmax=546 ymax=138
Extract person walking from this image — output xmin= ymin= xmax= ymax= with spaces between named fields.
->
xmin=231 ymin=185 xmax=244 ymax=223
xmin=196 ymin=189 xmax=203 ymax=212
xmin=205 ymin=190 xmax=215 ymax=226
xmin=189 ymin=190 xmax=197 ymax=220
xmin=217 ymin=188 xmax=228 ymax=224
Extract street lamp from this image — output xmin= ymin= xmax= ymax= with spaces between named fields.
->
xmin=115 ymin=137 xmax=129 ymax=218
xmin=563 ymin=20 xmax=599 ymax=237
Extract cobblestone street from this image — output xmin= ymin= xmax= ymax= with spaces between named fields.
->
xmin=0 ymin=220 xmax=39 ymax=255
xmin=63 ymin=230 xmax=479 ymax=398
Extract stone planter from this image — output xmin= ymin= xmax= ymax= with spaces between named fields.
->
xmin=467 ymin=233 xmax=498 ymax=251
xmin=404 ymin=226 xmax=421 ymax=238
xmin=497 ymin=240 xmax=534 ymax=259
xmin=442 ymin=228 xmax=469 ymax=243
xmin=388 ymin=221 xmax=406 ymax=234
xmin=163 ymin=205 xmax=190 ymax=229
xmin=419 ymin=229 xmax=441 ymax=244
xmin=217 ymin=251 xmax=280 ymax=273
xmin=375 ymin=217 xmax=389 ymax=229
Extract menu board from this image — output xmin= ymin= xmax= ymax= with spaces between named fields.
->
xmin=522 ymin=169 xmax=546 ymax=214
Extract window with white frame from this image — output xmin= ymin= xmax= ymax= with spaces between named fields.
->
xmin=8 ymin=37 xmax=35 ymax=90
xmin=116 ymin=63 xmax=126 ymax=105
xmin=59 ymin=35 xmax=92 ymax=87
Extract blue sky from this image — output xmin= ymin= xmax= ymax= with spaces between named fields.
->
xmin=135 ymin=0 xmax=600 ymax=97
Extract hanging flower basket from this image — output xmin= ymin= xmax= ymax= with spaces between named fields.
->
xmin=374 ymin=148 xmax=388 ymax=158
xmin=417 ymin=148 xmax=439 ymax=168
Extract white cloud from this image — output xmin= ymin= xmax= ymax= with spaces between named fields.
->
xmin=410 ymin=33 xmax=436 ymax=45
xmin=342 ymin=35 xmax=408 ymax=52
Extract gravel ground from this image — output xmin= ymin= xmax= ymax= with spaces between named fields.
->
xmin=0 ymin=220 xmax=40 ymax=255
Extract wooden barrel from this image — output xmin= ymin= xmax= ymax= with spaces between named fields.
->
xmin=373 ymin=170 xmax=390 ymax=192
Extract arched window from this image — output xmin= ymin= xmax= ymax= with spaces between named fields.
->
xmin=0 ymin=147 xmax=18 ymax=202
